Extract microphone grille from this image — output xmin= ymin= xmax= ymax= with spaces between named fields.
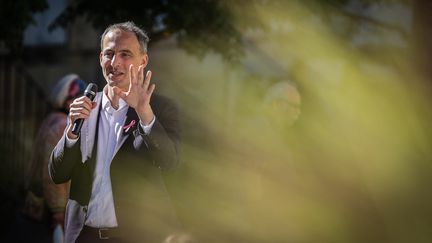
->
xmin=85 ymin=83 xmax=98 ymax=94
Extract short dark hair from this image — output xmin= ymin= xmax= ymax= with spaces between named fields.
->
xmin=100 ymin=21 xmax=150 ymax=54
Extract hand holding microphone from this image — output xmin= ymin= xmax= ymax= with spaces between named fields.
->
xmin=68 ymin=83 xmax=98 ymax=138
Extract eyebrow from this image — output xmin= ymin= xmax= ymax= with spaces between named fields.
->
xmin=119 ymin=49 xmax=133 ymax=55
xmin=103 ymin=49 xmax=133 ymax=55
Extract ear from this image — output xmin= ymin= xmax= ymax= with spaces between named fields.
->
xmin=141 ymin=54 xmax=149 ymax=68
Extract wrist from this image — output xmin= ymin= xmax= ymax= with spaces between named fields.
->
xmin=137 ymin=105 xmax=154 ymax=125
xmin=66 ymin=124 xmax=78 ymax=139
xmin=67 ymin=133 xmax=78 ymax=140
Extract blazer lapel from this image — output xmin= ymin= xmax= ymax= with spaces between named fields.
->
xmin=114 ymin=107 xmax=138 ymax=155
xmin=80 ymin=93 xmax=103 ymax=163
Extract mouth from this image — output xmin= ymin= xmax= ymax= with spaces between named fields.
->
xmin=108 ymin=70 xmax=125 ymax=79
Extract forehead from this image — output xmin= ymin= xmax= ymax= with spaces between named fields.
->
xmin=285 ymin=86 xmax=301 ymax=104
xmin=102 ymin=29 xmax=140 ymax=52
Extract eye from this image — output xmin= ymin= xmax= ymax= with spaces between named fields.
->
xmin=104 ymin=51 xmax=114 ymax=58
xmin=121 ymin=52 xmax=132 ymax=58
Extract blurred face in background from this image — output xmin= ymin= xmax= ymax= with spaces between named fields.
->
xmin=100 ymin=29 xmax=148 ymax=92
xmin=266 ymin=83 xmax=302 ymax=127
xmin=275 ymin=85 xmax=301 ymax=124
xmin=64 ymin=80 xmax=82 ymax=110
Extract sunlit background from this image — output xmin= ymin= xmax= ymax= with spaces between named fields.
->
xmin=159 ymin=2 xmax=432 ymax=242
xmin=2 ymin=0 xmax=432 ymax=242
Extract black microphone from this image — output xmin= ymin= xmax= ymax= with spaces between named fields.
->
xmin=71 ymin=83 xmax=98 ymax=135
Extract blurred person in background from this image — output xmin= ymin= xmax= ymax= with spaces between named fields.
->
xmin=247 ymin=80 xmax=302 ymax=200
xmin=263 ymin=80 xmax=302 ymax=129
xmin=23 ymin=74 xmax=86 ymax=242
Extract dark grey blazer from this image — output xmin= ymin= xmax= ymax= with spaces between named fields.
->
xmin=49 ymin=93 xmax=180 ymax=243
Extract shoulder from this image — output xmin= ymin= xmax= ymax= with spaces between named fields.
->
xmin=150 ymin=94 xmax=176 ymax=107
xmin=150 ymin=94 xmax=179 ymax=116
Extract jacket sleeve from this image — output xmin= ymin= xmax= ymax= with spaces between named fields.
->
xmin=48 ymin=132 xmax=82 ymax=184
xmin=140 ymin=96 xmax=181 ymax=170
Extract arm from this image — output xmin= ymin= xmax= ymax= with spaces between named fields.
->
xmin=49 ymin=95 xmax=96 ymax=184
xmin=48 ymin=126 xmax=81 ymax=184
xmin=140 ymin=95 xmax=180 ymax=170
xmin=113 ymin=65 xmax=180 ymax=170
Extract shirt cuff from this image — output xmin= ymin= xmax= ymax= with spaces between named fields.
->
xmin=139 ymin=116 xmax=156 ymax=135
xmin=65 ymin=134 xmax=79 ymax=148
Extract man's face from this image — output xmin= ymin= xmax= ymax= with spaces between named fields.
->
xmin=268 ymin=85 xmax=301 ymax=126
xmin=100 ymin=29 xmax=148 ymax=91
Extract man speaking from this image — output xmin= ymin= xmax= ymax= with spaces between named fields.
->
xmin=49 ymin=21 xmax=180 ymax=243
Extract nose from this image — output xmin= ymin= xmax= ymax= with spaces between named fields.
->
xmin=110 ymin=54 xmax=120 ymax=67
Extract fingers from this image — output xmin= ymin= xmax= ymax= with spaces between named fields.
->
xmin=130 ymin=64 xmax=148 ymax=91
xmin=129 ymin=64 xmax=150 ymax=89
xmin=147 ymin=83 xmax=156 ymax=96
xmin=113 ymin=86 xmax=126 ymax=99
xmin=128 ymin=64 xmax=136 ymax=92
xmin=121 ymin=65 xmax=154 ymax=110
xmin=143 ymin=70 xmax=152 ymax=90
xmin=138 ymin=65 xmax=144 ymax=86
xmin=69 ymin=96 xmax=95 ymax=122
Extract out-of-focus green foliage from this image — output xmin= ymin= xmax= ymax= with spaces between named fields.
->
xmin=0 ymin=0 xmax=418 ymax=62
xmin=156 ymin=1 xmax=432 ymax=242
xmin=48 ymin=0 xmax=264 ymax=61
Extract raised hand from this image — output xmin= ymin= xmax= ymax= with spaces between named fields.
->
xmin=113 ymin=64 xmax=155 ymax=125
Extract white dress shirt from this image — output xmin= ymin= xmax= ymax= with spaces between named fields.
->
xmin=66 ymin=91 xmax=155 ymax=228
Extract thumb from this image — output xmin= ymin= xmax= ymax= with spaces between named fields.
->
xmin=113 ymin=86 xmax=126 ymax=99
